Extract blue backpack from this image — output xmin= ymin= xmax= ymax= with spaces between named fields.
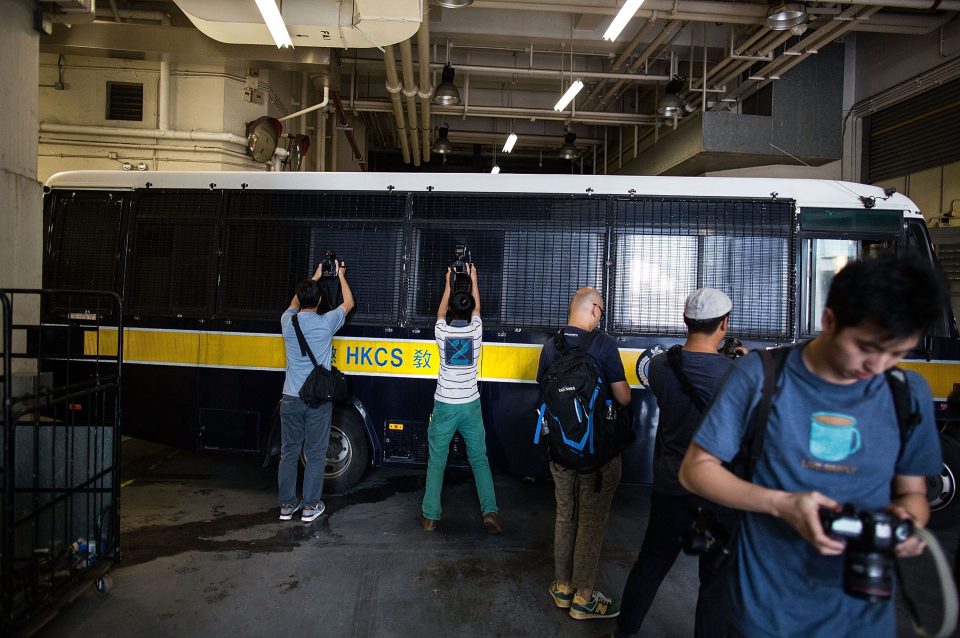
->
xmin=535 ymin=330 xmax=634 ymax=472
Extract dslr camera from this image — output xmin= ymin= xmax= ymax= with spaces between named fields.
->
xmin=819 ymin=504 xmax=914 ymax=601
xmin=718 ymin=336 xmax=743 ymax=359
xmin=681 ymin=507 xmax=733 ymax=560
xmin=449 ymin=244 xmax=472 ymax=293
xmin=320 ymin=250 xmax=339 ymax=279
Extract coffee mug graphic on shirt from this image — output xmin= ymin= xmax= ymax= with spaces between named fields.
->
xmin=809 ymin=412 xmax=861 ymax=462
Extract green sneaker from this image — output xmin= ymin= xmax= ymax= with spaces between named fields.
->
xmin=548 ymin=580 xmax=575 ymax=609
xmin=568 ymin=590 xmax=620 ymax=620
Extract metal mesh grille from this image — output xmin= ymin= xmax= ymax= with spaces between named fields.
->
xmin=126 ymin=191 xmax=220 ymax=316
xmin=409 ymin=194 xmax=606 ymax=329
xmin=221 ymin=191 xmax=406 ymax=322
xmin=611 ymin=198 xmax=795 ymax=339
xmin=44 ymin=193 xmax=123 ymax=314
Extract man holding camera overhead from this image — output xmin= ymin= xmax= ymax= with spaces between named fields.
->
xmin=419 ymin=259 xmax=501 ymax=534
xmin=278 ymin=258 xmax=354 ymax=523
xmin=679 ymin=258 xmax=946 ymax=637
xmin=611 ymin=288 xmax=742 ymax=638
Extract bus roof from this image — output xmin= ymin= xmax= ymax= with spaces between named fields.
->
xmin=44 ymin=170 xmax=922 ymax=217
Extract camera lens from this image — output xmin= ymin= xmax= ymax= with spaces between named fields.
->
xmin=842 ymin=549 xmax=895 ymax=601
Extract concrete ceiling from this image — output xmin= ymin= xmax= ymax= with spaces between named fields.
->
xmin=38 ymin=0 xmax=958 ymax=174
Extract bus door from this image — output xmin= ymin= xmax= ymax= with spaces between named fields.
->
xmin=123 ymin=189 xmax=224 ymax=451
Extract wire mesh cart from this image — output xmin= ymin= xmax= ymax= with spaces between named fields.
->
xmin=1 ymin=289 xmax=122 ymax=635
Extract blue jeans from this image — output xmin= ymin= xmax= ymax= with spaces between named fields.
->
xmin=278 ymin=395 xmax=333 ymax=507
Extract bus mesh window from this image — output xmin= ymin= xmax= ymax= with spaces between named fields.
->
xmin=222 ymin=191 xmax=406 ymax=322
xmin=44 ymin=192 xmax=123 ymax=315
xmin=410 ymin=194 xmax=606 ymax=330
xmin=612 ymin=198 xmax=795 ymax=339
xmin=127 ymin=191 xmax=219 ymax=316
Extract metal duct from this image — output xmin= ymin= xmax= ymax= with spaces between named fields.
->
xmin=172 ymin=0 xmax=422 ymax=48
xmin=383 ymin=45 xmax=412 ymax=164
xmin=417 ymin=1 xmax=432 ymax=163
xmin=399 ymin=38 xmax=422 ymax=166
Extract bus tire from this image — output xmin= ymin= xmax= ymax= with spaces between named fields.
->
xmin=927 ymin=434 xmax=960 ymax=529
xmin=324 ymin=407 xmax=369 ymax=494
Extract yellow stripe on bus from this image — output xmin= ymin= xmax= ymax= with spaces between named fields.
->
xmin=896 ymin=361 xmax=960 ymax=401
xmin=83 ymin=328 xmax=958 ymax=396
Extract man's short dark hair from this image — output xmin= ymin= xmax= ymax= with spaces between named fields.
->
xmin=684 ymin=313 xmax=728 ymax=335
xmin=826 ymin=257 xmax=949 ymax=338
xmin=447 ymin=291 xmax=476 ymax=322
xmin=296 ymin=279 xmax=322 ymax=310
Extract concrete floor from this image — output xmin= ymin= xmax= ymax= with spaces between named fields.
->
xmin=37 ymin=438 xmax=959 ymax=638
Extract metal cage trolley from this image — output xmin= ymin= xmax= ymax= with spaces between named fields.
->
xmin=1 ymin=289 xmax=122 ymax=634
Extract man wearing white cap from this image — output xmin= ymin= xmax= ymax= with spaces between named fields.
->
xmin=610 ymin=288 xmax=741 ymax=638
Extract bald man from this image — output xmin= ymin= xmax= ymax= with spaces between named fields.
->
xmin=537 ymin=287 xmax=632 ymax=621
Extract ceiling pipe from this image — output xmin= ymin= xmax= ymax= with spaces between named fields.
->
xmin=581 ymin=19 xmax=657 ymax=110
xmin=399 ymin=38 xmax=422 ymax=166
xmin=752 ymin=7 xmax=885 ymax=93
xmin=690 ymin=29 xmax=793 ymax=107
xmin=472 ymin=0 xmax=960 ymax=16
xmin=38 ymin=122 xmax=289 ymax=159
xmin=468 ymin=0 xmax=955 ymax=33
xmin=425 ymin=61 xmax=670 ymax=83
xmin=383 ymin=44 xmax=411 ymax=164
xmin=596 ymin=20 xmax=685 ymax=109
xmin=158 ymin=55 xmax=170 ymax=131
xmin=330 ymin=90 xmax=367 ymax=172
xmin=348 ymin=99 xmax=655 ymax=126
xmin=417 ymin=0 xmax=432 ymax=164
xmin=688 ymin=25 xmax=768 ymax=92
xmin=277 ymin=86 xmax=331 ymax=122
xmin=94 ymin=8 xmax=171 ymax=25
xmin=721 ymin=5 xmax=879 ymax=105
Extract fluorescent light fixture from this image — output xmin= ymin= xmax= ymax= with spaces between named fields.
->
xmin=603 ymin=0 xmax=645 ymax=42
xmin=553 ymin=80 xmax=584 ymax=112
xmin=255 ymin=0 xmax=293 ymax=49
xmin=502 ymin=133 xmax=518 ymax=153
xmin=491 ymin=165 xmax=501 ymax=174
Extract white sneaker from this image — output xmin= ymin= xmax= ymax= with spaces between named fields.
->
xmin=301 ymin=501 xmax=325 ymax=522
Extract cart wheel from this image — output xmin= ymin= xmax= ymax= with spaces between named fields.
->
xmin=95 ymin=574 xmax=113 ymax=596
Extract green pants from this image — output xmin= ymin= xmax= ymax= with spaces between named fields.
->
xmin=421 ymin=398 xmax=498 ymax=521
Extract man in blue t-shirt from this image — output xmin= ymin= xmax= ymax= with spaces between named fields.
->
xmin=613 ymin=288 xmax=741 ymax=638
xmin=679 ymin=258 xmax=948 ymax=638
xmin=278 ymin=260 xmax=354 ymax=523
xmin=537 ymin=287 xmax=631 ymax=621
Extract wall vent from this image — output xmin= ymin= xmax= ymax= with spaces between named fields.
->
xmin=106 ymin=81 xmax=143 ymax=121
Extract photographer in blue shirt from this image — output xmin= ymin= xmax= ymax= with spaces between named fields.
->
xmin=679 ymin=258 xmax=947 ymax=638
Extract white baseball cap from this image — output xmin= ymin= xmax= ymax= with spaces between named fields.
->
xmin=684 ymin=288 xmax=733 ymax=320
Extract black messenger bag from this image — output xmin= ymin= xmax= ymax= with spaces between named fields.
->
xmin=291 ymin=314 xmax=349 ymax=404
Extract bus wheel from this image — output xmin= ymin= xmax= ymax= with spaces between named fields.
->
xmin=324 ymin=408 xmax=369 ymax=494
xmin=927 ymin=434 xmax=960 ymax=529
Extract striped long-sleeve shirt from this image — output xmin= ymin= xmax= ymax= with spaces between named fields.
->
xmin=434 ymin=316 xmax=482 ymax=404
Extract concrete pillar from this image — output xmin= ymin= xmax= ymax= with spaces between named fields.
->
xmin=0 ymin=0 xmax=42 ymax=371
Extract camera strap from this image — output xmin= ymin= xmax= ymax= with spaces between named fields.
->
xmin=665 ymin=345 xmax=708 ymax=413
xmin=290 ymin=314 xmax=320 ymax=368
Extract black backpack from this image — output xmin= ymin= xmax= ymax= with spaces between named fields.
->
xmin=535 ymin=329 xmax=635 ymax=473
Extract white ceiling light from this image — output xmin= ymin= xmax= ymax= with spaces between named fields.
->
xmin=553 ymin=80 xmax=584 ymax=112
xmin=603 ymin=0 xmax=645 ymax=42
xmin=491 ymin=165 xmax=501 ymax=174
xmin=254 ymin=0 xmax=293 ymax=48
xmin=502 ymin=132 xmax=518 ymax=153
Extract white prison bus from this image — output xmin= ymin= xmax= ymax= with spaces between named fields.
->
xmin=40 ymin=171 xmax=960 ymax=526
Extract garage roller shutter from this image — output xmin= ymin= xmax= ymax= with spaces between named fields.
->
xmin=863 ymin=76 xmax=960 ymax=183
